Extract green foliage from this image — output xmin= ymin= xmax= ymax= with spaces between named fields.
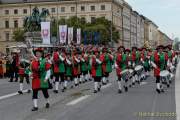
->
xmin=13 ymin=29 xmax=25 ymax=42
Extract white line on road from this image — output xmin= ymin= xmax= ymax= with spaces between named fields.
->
xmin=140 ymin=82 xmax=148 ymax=86
xmin=66 ymin=95 xmax=90 ymax=106
xmin=101 ymin=83 xmax=112 ymax=89
xmin=0 ymin=89 xmax=28 ymax=101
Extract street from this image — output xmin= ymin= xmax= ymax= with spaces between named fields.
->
xmin=0 ymin=70 xmax=177 ymax=120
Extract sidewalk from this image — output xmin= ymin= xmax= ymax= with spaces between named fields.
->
xmin=175 ymin=62 xmax=180 ymax=120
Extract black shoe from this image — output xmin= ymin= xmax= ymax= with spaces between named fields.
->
xmin=53 ymin=90 xmax=58 ymax=94
xmin=98 ymin=87 xmax=101 ymax=92
xmin=161 ymin=89 xmax=165 ymax=93
xmin=9 ymin=80 xmax=13 ymax=82
xmin=118 ymin=89 xmax=122 ymax=94
xmin=156 ymin=89 xmax=161 ymax=94
xmin=94 ymin=90 xmax=97 ymax=93
xmin=62 ymin=89 xmax=65 ymax=92
xmin=137 ymin=81 xmax=140 ymax=84
xmin=71 ymin=86 xmax=74 ymax=89
xmin=31 ymin=107 xmax=38 ymax=111
xmin=45 ymin=103 xmax=50 ymax=108
xmin=18 ymin=91 xmax=23 ymax=94
xmin=132 ymin=82 xmax=135 ymax=86
xmin=167 ymin=84 xmax=170 ymax=88
xmin=15 ymin=80 xmax=18 ymax=82
xmin=75 ymin=84 xmax=78 ymax=86
xmin=79 ymin=81 xmax=82 ymax=84
xmin=169 ymin=81 xmax=172 ymax=84
xmin=124 ymin=87 xmax=128 ymax=92
xmin=102 ymin=82 xmax=107 ymax=85
xmin=129 ymin=85 xmax=132 ymax=88
xmin=64 ymin=87 xmax=67 ymax=90
xmin=27 ymin=90 xmax=31 ymax=93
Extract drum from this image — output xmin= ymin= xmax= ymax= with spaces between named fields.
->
xmin=128 ymin=69 xmax=134 ymax=78
xmin=120 ymin=69 xmax=130 ymax=81
xmin=160 ymin=70 xmax=170 ymax=83
xmin=135 ymin=65 xmax=143 ymax=75
xmin=170 ymin=65 xmax=175 ymax=73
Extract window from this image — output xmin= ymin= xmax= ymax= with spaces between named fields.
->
xmin=5 ymin=10 xmax=9 ymax=15
xmin=61 ymin=7 xmax=65 ymax=12
xmin=91 ymin=17 xmax=96 ymax=23
xmin=101 ymin=5 xmax=105 ymax=10
xmin=81 ymin=6 xmax=85 ymax=11
xmin=5 ymin=21 xmax=9 ymax=28
xmin=14 ymin=9 xmax=18 ymax=14
xmin=71 ymin=7 xmax=75 ymax=12
xmin=5 ymin=33 xmax=10 ymax=41
xmin=14 ymin=20 xmax=18 ymax=28
xmin=91 ymin=6 xmax=95 ymax=11
xmin=51 ymin=8 xmax=56 ymax=13
xmin=23 ymin=9 xmax=27 ymax=14
xmin=81 ymin=17 xmax=86 ymax=23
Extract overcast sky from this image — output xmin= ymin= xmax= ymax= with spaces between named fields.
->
xmin=125 ymin=0 xmax=180 ymax=39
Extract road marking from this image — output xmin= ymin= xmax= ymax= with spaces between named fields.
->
xmin=101 ymin=83 xmax=112 ymax=89
xmin=66 ymin=95 xmax=90 ymax=106
xmin=175 ymin=62 xmax=180 ymax=120
xmin=0 ymin=89 xmax=28 ymax=101
xmin=140 ymin=82 xmax=148 ymax=86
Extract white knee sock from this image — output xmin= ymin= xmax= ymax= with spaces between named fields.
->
xmin=20 ymin=83 xmax=23 ymax=91
xmin=94 ymin=82 xmax=98 ymax=91
xmin=55 ymin=82 xmax=59 ymax=90
xmin=46 ymin=98 xmax=50 ymax=104
xmin=33 ymin=99 xmax=38 ymax=107
xmin=64 ymin=80 xmax=68 ymax=88
xmin=157 ymin=83 xmax=160 ymax=89
xmin=102 ymin=77 xmax=106 ymax=83
xmin=118 ymin=81 xmax=122 ymax=90
xmin=74 ymin=78 xmax=78 ymax=84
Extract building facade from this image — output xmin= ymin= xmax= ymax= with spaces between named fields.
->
xmin=0 ymin=0 xmax=124 ymax=52
xmin=122 ymin=1 xmax=131 ymax=49
xmin=130 ymin=11 xmax=137 ymax=47
xmin=139 ymin=15 xmax=145 ymax=47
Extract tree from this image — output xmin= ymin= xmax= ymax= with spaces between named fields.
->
xmin=13 ymin=29 xmax=25 ymax=42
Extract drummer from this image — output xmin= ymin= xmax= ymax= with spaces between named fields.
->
xmin=115 ymin=46 xmax=129 ymax=93
xmin=150 ymin=45 xmax=169 ymax=93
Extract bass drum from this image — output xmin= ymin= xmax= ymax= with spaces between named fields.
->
xmin=160 ymin=70 xmax=170 ymax=83
xmin=120 ymin=69 xmax=130 ymax=81
xmin=135 ymin=65 xmax=143 ymax=75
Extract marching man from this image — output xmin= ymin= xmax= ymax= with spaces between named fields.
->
xmin=91 ymin=48 xmax=103 ymax=93
xmin=150 ymin=45 xmax=169 ymax=93
xmin=115 ymin=46 xmax=129 ymax=93
xmin=30 ymin=48 xmax=51 ymax=111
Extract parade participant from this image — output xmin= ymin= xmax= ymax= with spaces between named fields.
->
xmin=80 ymin=50 xmax=88 ymax=83
xmin=140 ymin=47 xmax=150 ymax=79
xmin=101 ymin=47 xmax=113 ymax=85
xmin=9 ymin=50 xmax=20 ymax=82
xmin=131 ymin=47 xmax=141 ymax=84
xmin=59 ymin=48 xmax=66 ymax=92
xmin=91 ymin=48 xmax=103 ymax=93
xmin=72 ymin=49 xmax=80 ymax=86
xmin=18 ymin=59 xmax=31 ymax=94
xmin=52 ymin=48 xmax=60 ymax=93
xmin=31 ymin=48 xmax=51 ymax=111
xmin=115 ymin=46 xmax=129 ymax=93
xmin=150 ymin=45 xmax=169 ymax=93
xmin=65 ymin=49 xmax=73 ymax=88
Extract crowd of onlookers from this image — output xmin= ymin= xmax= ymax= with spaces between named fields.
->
xmin=0 ymin=55 xmax=12 ymax=79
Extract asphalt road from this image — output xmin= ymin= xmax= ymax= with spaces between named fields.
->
xmin=0 ymin=71 xmax=176 ymax=120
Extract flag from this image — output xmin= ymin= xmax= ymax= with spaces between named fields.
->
xmin=68 ymin=27 xmax=73 ymax=45
xmin=77 ymin=28 xmax=81 ymax=44
xmin=84 ymin=31 xmax=87 ymax=45
xmin=41 ymin=22 xmax=50 ymax=44
xmin=59 ymin=25 xmax=67 ymax=44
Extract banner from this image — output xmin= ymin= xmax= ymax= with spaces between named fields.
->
xmin=59 ymin=25 xmax=67 ymax=44
xmin=77 ymin=28 xmax=81 ymax=44
xmin=41 ymin=22 xmax=50 ymax=44
xmin=68 ymin=27 xmax=73 ymax=45
xmin=84 ymin=31 xmax=87 ymax=45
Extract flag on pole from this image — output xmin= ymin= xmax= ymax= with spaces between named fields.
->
xmin=84 ymin=31 xmax=87 ymax=45
xmin=68 ymin=27 xmax=73 ymax=45
xmin=77 ymin=28 xmax=81 ymax=44
xmin=41 ymin=22 xmax=50 ymax=44
xmin=59 ymin=25 xmax=67 ymax=44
